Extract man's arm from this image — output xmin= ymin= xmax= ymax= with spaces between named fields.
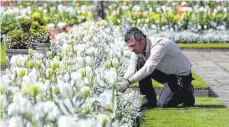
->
xmin=123 ymin=52 xmax=139 ymax=79
xmin=128 ymin=43 xmax=168 ymax=84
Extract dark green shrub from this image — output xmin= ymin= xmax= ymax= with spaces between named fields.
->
xmin=3 ymin=29 xmax=31 ymax=49
xmin=18 ymin=17 xmax=31 ymax=32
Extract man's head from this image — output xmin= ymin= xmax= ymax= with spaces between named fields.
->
xmin=124 ymin=27 xmax=146 ymax=54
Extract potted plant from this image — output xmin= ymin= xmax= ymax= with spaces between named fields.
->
xmin=3 ymin=16 xmax=50 ymax=61
xmin=30 ymin=12 xmax=50 ymax=53
xmin=3 ymin=29 xmax=31 ymax=59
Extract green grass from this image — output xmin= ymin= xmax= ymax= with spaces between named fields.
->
xmin=130 ymin=70 xmax=208 ymax=89
xmin=0 ymin=43 xmax=7 ymax=66
xmin=178 ymin=43 xmax=229 ymax=49
xmin=141 ymin=97 xmax=229 ymax=127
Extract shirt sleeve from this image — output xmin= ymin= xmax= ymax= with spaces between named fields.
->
xmin=130 ymin=43 xmax=168 ymax=82
xmin=123 ymin=52 xmax=139 ymax=79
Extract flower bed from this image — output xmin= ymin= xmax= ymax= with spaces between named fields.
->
xmin=105 ymin=1 xmax=229 ymax=43
xmin=0 ymin=21 xmax=145 ymax=127
xmin=105 ymin=1 xmax=229 ymax=32
xmin=0 ymin=1 xmax=94 ymax=35
xmin=1 ymin=1 xmax=229 ymax=43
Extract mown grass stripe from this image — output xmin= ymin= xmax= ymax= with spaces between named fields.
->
xmin=178 ymin=43 xmax=229 ymax=49
xmin=140 ymin=97 xmax=229 ymax=127
xmin=0 ymin=44 xmax=7 ymax=66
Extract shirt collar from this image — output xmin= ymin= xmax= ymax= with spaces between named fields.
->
xmin=145 ymin=37 xmax=150 ymax=53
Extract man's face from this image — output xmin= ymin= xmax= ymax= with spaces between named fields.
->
xmin=127 ymin=35 xmax=145 ymax=54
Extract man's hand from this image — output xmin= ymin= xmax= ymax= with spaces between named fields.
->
xmin=116 ymin=79 xmax=130 ymax=92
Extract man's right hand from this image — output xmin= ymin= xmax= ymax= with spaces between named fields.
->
xmin=116 ymin=79 xmax=130 ymax=92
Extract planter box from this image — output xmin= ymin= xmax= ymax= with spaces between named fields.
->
xmin=5 ymin=49 xmax=28 ymax=59
xmin=5 ymin=49 xmax=28 ymax=67
xmin=35 ymin=43 xmax=50 ymax=54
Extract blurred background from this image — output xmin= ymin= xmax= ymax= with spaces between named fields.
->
xmin=1 ymin=0 xmax=229 ymax=45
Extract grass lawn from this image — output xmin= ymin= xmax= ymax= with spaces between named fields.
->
xmin=178 ymin=43 xmax=229 ymax=49
xmin=0 ymin=43 xmax=7 ymax=66
xmin=130 ymin=70 xmax=208 ymax=89
xmin=140 ymin=97 xmax=229 ymax=127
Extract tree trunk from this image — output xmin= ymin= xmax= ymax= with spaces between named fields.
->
xmin=94 ymin=1 xmax=105 ymax=21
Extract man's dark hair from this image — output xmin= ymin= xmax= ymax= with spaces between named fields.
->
xmin=124 ymin=27 xmax=146 ymax=43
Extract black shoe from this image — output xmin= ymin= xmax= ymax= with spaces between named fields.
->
xmin=141 ymin=102 xmax=157 ymax=109
xmin=182 ymin=85 xmax=195 ymax=107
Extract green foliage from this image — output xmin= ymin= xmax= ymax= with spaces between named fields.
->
xmin=3 ymin=29 xmax=28 ymax=49
xmin=18 ymin=17 xmax=31 ymax=32
xmin=2 ymin=14 xmax=49 ymax=49
xmin=31 ymin=11 xmax=42 ymax=24
xmin=0 ymin=14 xmax=19 ymax=34
xmin=30 ymin=21 xmax=40 ymax=32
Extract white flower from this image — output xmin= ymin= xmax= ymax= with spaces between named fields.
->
xmin=85 ymin=66 xmax=93 ymax=78
xmin=71 ymin=71 xmax=82 ymax=84
xmin=34 ymin=101 xmax=60 ymax=120
xmin=19 ymin=97 xmax=33 ymax=114
xmin=75 ymin=118 xmax=96 ymax=127
xmin=97 ymin=114 xmax=110 ymax=127
xmin=76 ymin=57 xmax=85 ymax=65
xmin=46 ymin=68 xmax=53 ymax=79
xmin=111 ymin=58 xmax=119 ymax=68
xmin=64 ymin=72 xmax=71 ymax=82
xmin=8 ymin=116 xmax=23 ymax=127
xmin=38 ymin=7 xmax=43 ymax=11
xmin=0 ymin=119 xmax=7 ymax=127
xmin=43 ymin=9 xmax=47 ymax=13
xmin=10 ymin=55 xmax=27 ymax=67
xmin=80 ymin=86 xmax=90 ymax=99
xmin=0 ymin=95 xmax=7 ymax=111
xmin=85 ymin=56 xmax=93 ymax=65
xmin=105 ymin=68 xmax=117 ymax=85
xmin=58 ymin=82 xmax=73 ymax=97
xmin=156 ymin=6 xmax=164 ymax=12
xmin=47 ymin=23 xmax=55 ymax=28
xmin=57 ymin=22 xmax=67 ymax=29
xmin=38 ymin=81 xmax=49 ymax=95
xmin=8 ymin=103 xmax=20 ymax=116
xmin=16 ymin=67 xmax=28 ymax=79
xmin=1 ymin=74 xmax=12 ymax=86
xmin=22 ymin=68 xmax=38 ymax=85
xmin=132 ymin=5 xmax=141 ymax=12
xmin=223 ymin=8 xmax=227 ymax=13
xmin=58 ymin=115 xmax=77 ymax=127
xmin=98 ymin=90 xmax=112 ymax=109
xmin=83 ymin=77 xmax=90 ymax=85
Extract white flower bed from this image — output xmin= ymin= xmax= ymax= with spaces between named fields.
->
xmin=0 ymin=21 xmax=144 ymax=127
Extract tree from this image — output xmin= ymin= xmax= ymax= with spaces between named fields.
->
xmin=94 ymin=1 xmax=106 ymax=21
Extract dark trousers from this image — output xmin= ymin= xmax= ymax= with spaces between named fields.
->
xmin=137 ymin=58 xmax=195 ymax=107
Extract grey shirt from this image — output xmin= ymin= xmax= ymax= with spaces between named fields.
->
xmin=124 ymin=37 xmax=192 ymax=82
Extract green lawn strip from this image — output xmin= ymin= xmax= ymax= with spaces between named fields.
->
xmin=130 ymin=70 xmax=208 ymax=89
xmin=178 ymin=43 xmax=229 ymax=49
xmin=140 ymin=97 xmax=229 ymax=127
xmin=0 ymin=43 xmax=7 ymax=66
